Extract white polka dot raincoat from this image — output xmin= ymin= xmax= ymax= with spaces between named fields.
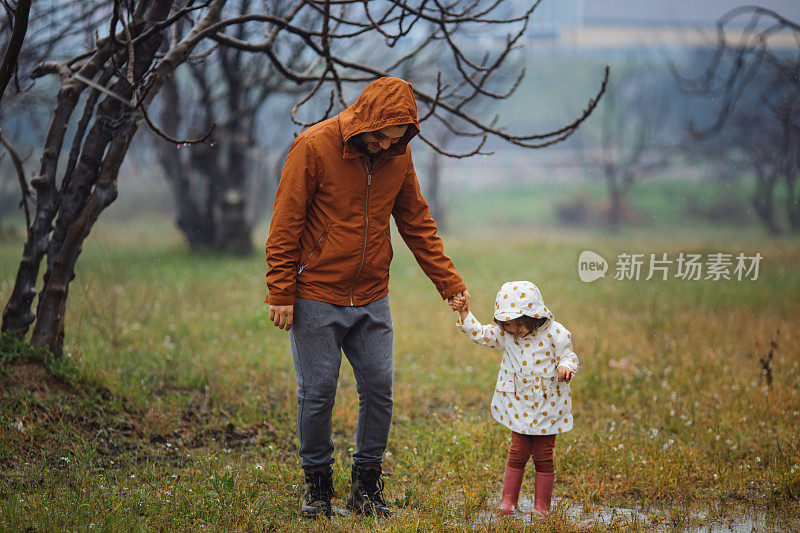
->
xmin=456 ymin=281 xmax=580 ymax=436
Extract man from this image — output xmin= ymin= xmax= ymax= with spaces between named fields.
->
xmin=265 ymin=76 xmax=470 ymax=518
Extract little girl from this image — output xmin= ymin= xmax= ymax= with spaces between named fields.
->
xmin=451 ymin=281 xmax=579 ymax=514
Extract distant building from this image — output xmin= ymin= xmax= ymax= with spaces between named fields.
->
xmin=529 ymin=0 xmax=583 ymax=38
xmin=522 ymin=0 xmax=799 ymax=50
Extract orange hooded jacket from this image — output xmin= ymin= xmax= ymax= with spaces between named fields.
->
xmin=265 ymin=77 xmax=466 ymax=307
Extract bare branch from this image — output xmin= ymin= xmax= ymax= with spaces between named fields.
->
xmin=30 ymin=61 xmax=73 ymax=80
xmin=418 ymin=130 xmax=489 ymax=158
xmin=674 ymin=6 xmax=800 ymax=136
xmin=0 ymin=129 xmax=31 ymax=232
xmin=139 ymin=101 xmax=217 ymax=144
xmin=62 ymin=67 xmax=116 ymax=196
xmin=0 ymin=0 xmax=32 ymax=105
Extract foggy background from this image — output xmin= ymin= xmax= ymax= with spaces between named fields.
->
xmin=1 ymin=0 xmax=799 ymax=240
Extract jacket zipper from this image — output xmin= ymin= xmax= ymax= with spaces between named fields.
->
xmin=297 ymin=229 xmax=328 ymax=274
xmin=349 ymin=157 xmax=372 ymax=305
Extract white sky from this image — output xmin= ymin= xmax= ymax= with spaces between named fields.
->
xmin=582 ymin=0 xmax=799 ymax=25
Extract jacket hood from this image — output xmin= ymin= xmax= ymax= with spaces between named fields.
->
xmin=339 ymin=77 xmax=420 ymax=158
xmin=493 ymin=281 xmax=553 ymax=331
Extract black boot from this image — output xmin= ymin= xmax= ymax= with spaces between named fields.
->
xmin=346 ymin=464 xmax=392 ymax=517
xmin=300 ymin=465 xmax=334 ymax=519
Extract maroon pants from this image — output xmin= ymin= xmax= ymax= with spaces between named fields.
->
xmin=507 ymin=432 xmax=555 ymax=473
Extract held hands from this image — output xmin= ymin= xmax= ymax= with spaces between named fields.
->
xmin=557 ymin=366 xmax=576 ymax=383
xmin=269 ymin=304 xmax=293 ymax=331
xmin=448 ymin=290 xmax=471 ymax=321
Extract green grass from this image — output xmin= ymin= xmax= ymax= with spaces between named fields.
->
xmin=446 ymin=175 xmax=766 ymax=238
xmin=1 ymin=209 xmax=799 ymax=531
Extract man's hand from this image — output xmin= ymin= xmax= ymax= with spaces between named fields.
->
xmin=448 ymin=290 xmax=470 ymax=313
xmin=269 ymin=304 xmax=294 ymax=331
xmin=557 ymin=366 xmax=576 ymax=383
xmin=449 ymin=295 xmax=466 ymax=311
xmin=449 ymin=293 xmax=471 ymax=321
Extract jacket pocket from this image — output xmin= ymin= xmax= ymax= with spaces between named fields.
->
xmin=541 ymin=376 xmax=559 ymax=400
xmin=298 ymin=225 xmax=329 ymax=274
xmin=495 ymin=379 xmax=516 ymax=394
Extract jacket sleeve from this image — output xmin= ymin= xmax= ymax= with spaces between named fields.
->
xmin=392 ymin=158 xmax=466 ymax=300
xmin=555 ymin=327 xmax=580 ymax=373
xmin=456 ymin=311 xmax=505 ymax=350
xmin=265 ymin=136 xmax=319 ymax=305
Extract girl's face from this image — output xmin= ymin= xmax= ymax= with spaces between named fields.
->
xmin=497 ymin=317 xmax=533 ymax=339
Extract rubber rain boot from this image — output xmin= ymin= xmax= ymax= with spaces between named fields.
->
xmin=498 ymin=465 xmax=525 ymax=515
xmin=532 ymin=471 xmax=555 ymax=514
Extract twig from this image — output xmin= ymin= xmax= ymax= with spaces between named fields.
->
xmin=758 ymin=331 xmax=778 ymax=389
xmin=0 ymin=129 xmax=31 ymax=233
xmin=139 ymin=102 xmax=216 ymax=145
xmin=73 ymin=73 xmax=136 ymax=107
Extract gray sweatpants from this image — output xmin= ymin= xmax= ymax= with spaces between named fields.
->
xmin=290 ymin=296 xmax=394 ymax=468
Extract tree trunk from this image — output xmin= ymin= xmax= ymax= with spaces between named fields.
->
xmin=753 ymin=166 xmax=782 ymax=234
xmin=2 ymin=47 xmax=115 ymax=338
xmin=29 ymin=2 xmax=174 ymax=356
xmin=608 ymin=187 xmax=622 ymax=230
xmin=166 ymin=40 xmax=255 ymax=257
xmin=425 ymin=149 xmax=446 ymax=230
xmin=785 ymin=171 xmax=800 ymax=233
xmin=178 ymin=111 xmax=254 ymax=256
xmin=216 ymin=124 xmax=254 ymax=255
xmin=186 ymin=137 xmax=225 ymax=245
xmin=793 ymin=141 xmax=800 ymax=233
xmin=213 ymin=1 xmax=253 ymax=256
xmin=157 ymin=76 xmax=215 ymax=250
xmin=172 ymin=153 xmax=217 ymax=250
xmin=31 ymin=128 xmax=135 ymax=355
xmin=605 ymin=167 xmax=622 ymax=231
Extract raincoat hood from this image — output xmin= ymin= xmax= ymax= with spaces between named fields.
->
xmin=493 ymin=280 xmax=553 ymax=331
xmin=339 ymin=77 xmax=420 ymax=158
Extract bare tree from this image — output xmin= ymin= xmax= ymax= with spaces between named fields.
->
xmin=154 ymin=0 xmax=308 ymax=255
xmin=674 ymin=7 xmax=800 ymax=233
xmin=577 ymin=63 xmax=673 ymax=229
xmin=2 ymin=0 xmax=608 ymax=357
xmin=0 ymin=1 xmax=115 ymax=232
xmin=157 ymin=1 xmax=608 ymax=252
xmin=2 ymin=0 xmax=224 ymax=355
xmin=1 ymin=0 xmax=112 ymax=105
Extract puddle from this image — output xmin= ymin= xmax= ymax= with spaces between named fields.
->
xmin=477 ymin=496 xmax=798 ymax=532
xmin=325 ymin=497 xmax=796 ymax=531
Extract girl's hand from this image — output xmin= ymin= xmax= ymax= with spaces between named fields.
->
xmin=448 ymin=295 xmax=470 ymax=320
xmin=449 ymin=295 xmax=465 ymax=311
xmin=448 ymin=290 xmax=470 ymax=311
xmin=557 ymin=366 xmax=576 ymax=383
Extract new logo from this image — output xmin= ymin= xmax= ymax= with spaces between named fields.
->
xmin=578 ymin=251 xmax=608 ymax=282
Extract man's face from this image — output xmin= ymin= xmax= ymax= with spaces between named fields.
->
xmin=361 ymin=124 xmax=408 ymax=154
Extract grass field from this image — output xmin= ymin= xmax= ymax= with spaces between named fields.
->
xmin=445 ymin=173 xmax=765 ymax=234
xmin=1 ymin=190 xmax=799 ymax=531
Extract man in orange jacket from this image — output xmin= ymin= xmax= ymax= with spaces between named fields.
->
xmin=265 ymin=77 xmax=469 ymax=518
